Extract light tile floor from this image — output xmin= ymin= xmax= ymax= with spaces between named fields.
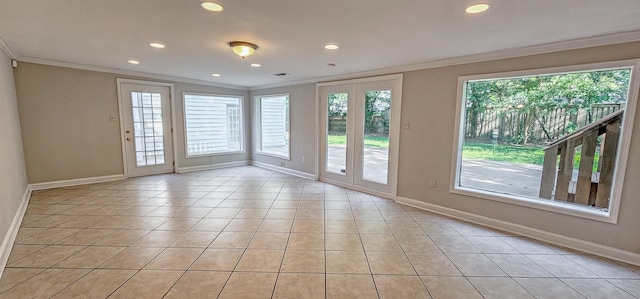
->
xmin=1 ymin=166 xmax=639 ymax=298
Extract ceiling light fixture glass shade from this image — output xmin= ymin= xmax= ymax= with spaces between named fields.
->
xmin=228 ymin=41 xmax=258 ymax=59
xmin=465 ymin=3 xmax=490 ymax=14
xmin=201 ymin=2 xmax=223 ymax=12
xmin=149 ymin=43 xmax=165 ymax=49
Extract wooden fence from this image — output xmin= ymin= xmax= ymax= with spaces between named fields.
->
xmin=465 ymin=104 xmax=623 ymax=144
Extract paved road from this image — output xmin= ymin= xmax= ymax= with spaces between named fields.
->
xmin=327 ymin=145 xmax=388 ymax=184
xmin=460 ymin=159 xmax=543 ymax=198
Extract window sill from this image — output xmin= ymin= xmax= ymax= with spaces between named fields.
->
xmin=186 ymin=151 xmax=246 ymax=158
xmin=450 ymin=186 xmax=615 ymax=224
xmin=254 ymin=151 xmax=290 ymax=160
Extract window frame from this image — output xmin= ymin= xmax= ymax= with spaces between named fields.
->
xmin=182 ymin=92 xmax=245 ymax=158
xmin=450 ymin=60 xmax=640 ymax=224
xmin=254 ymin=93 xmax=291 ymax=160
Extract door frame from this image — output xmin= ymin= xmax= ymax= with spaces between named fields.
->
xmin=315 ymin=74 xmax=403 ymax=198
xmin=116 ymin=78 xmax=178 ymax=178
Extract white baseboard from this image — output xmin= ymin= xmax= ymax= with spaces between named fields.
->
xmin=29 ymin=174 xmax=125 ymax=191
xmin=395 ymin=196 xmax=640 ymax=266
xmin=251 ymin=161 xmax=316 ymax=180
xmin=177 ymin=161 xmax=251 ymax=174
xmin=0 ymin=186 xmax=32 ymax=278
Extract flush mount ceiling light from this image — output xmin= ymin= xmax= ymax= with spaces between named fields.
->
xmin=149 ymin=43 xmax=165 ymax=49
xmin=211 ymin=73 xmax=221 ymax=77
xmin=228 ymin=41 xmax=258 ymax=59
xmin=251 ymin=63 xmax=261 ymax=67
xmin=465 ymin=3 xmax=491 ymax=14
xmin=324 ymin=44 xmax=339 ymax=50
xmin=127 ymin=60 xmax=140 ymax=65
xmin=201 ymin=2 xmax=223 ymax=12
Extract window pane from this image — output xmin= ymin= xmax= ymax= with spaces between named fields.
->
xmin=131 ymin=92 xmax=165 ymax=167
xmin=458 ymin=68 xmax=632 ymax=211
xmin=258 ymin=95 xmax=289 ymax=158
xmin=362 ymin=90 xmax=390 ymax=184
xmin=327 ymin=92 xmax=347 ymax=175
xmin=184 ymin=94 xmax=243 ymax=156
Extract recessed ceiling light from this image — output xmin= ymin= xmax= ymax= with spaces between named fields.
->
xmin=465 ymin=3 xmax=490 ymax=14
xmin=201 ymin=2 xmax=223 ymax=12
xmin=324 ymin=44 xmax=339 ymax=50
xmin=128 ymin=60 xmax=140 ymax=65
xmin=211 ymin=73 xmax=221 ymax=77
xmin=149 ymin=43 xmax=165 ymax=49
xmin=251 ymin=63 xmax=261 ymax=67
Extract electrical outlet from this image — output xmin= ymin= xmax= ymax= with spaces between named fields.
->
xmin=430 ymin=180 xmax=437 ymax=188
xmin=302 ymin=156 xmax=306 ymax=162
xmin=401 ymin=121 xmax=410 ymax=129
xmin=110 ymin=115 xmax=119 ymax=122
xmin=280 ymin=161 xmax=285 ymax=167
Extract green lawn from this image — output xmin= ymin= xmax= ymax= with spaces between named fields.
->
xmin=462 ymin=142 xmax=600 ymax=171
xmin=462 ymin=143 xmax=545 ymax=165
xmin=328 ymin=134 xmax=389 ymax=148
xmin=326 ymin=137 xmax=600 ymax=171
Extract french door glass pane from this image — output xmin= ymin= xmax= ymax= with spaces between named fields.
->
xmin=362 ymin=90 xmax=391 ymax=184
xmin=327 ymin=92 xmax=348 ymax=175
xmin=131 ymin=92 xmax=165 ymax=167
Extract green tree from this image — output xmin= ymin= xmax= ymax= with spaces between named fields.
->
xmin=364 ymin=90 xmax=391 ymax=134
xmin=466 ymin=68 xmax=631 ymax=144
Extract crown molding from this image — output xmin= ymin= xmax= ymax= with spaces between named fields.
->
xmin=249 ymin=30 xmax=640 ymax=91
xmin=9 ymin=30 xmax=640 ymax=91
xmin=16 ymin=57 xmax=249 ymax=91
xmin=0 ymin=34 xmax=16 ymax=59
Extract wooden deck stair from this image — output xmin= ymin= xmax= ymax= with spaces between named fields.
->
xmin=538 ymin=109 xmax=623 ymax=208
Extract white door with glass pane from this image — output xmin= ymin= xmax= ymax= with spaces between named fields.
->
xmin=121 ymin=83 xmax=174 ymax=177
xmin=319 ymin=75 xmax=402 ymax=195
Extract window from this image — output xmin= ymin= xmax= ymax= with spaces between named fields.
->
xmin=255 ymin=94 xmax=290 ymax=159
xmin=183 ymin=93 xmax=244 ymax=156
xmin=452 ymin=61 xmax=639 ymax=222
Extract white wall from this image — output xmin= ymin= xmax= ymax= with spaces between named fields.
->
xmin=250 ymin=84 xmax=317 ymax=175
xmin=251 ymin=42 xmax=640 ymax=255
xmin=0 ymin=53 xmax=28 ymax=258
xmin=14 ymin=63 xmax=250 ymax=183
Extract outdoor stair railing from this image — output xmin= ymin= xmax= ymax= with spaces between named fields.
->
xmin=538 ymin=109 xmax=624 ymax=208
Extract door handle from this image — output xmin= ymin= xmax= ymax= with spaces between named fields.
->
xmin=126 ymin=130 xmax=130 ymax=134
xmin=126 ymin=138 xmax=131 ymax=141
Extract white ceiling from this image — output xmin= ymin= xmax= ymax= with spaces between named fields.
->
xmin=1 ymin=0 xmax=639 ymax=89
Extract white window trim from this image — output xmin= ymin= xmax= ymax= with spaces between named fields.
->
xmin=254 ymin=93 xmax=291 ymax=160
xmin=182 ymin=92 xmax=245 ymax=158
xmin=450 ymin=59 xmax=640 ymax=224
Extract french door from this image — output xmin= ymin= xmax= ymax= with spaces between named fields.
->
xmin=120 ymin=82 xmax=174 ymax=177
xmin=319 ymin=75 xmax=402 ymax=195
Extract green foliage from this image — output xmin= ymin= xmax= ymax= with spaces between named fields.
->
xmin=327 ymin=90 xmax=391 ymax=134
xmin=465 ymin=68 xmax=631 ymax=144
xmin=364 ymin=91 xmax=391 ymax=134
xmin=328 ymin=93 xmax=348 ymax=117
